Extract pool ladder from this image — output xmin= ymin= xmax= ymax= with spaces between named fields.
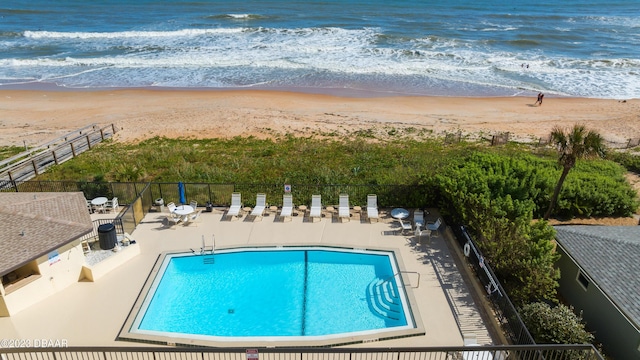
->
xmin=191 ymin=234 xmax=216 ymax=264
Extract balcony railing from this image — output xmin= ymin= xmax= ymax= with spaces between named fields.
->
xmin=0 ymin=345 xmax=604 ymax=360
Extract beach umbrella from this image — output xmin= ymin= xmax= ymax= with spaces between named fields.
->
xmin=178 ymin=181 xmax=186 ymax=204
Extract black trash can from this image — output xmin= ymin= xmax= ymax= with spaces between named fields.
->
xmin=98 ymin=223 xmax=117 ymax=250
xmin=205 ymin=201 xmax=213 ymax=212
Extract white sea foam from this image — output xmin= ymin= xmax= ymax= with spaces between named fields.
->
xmin=227 ymin=14 xmax=253 ymax=19
xmin=23 ymin=28 xmax=244 ymax=39
xmin=4 ymin=24 xmax=638 ymax=98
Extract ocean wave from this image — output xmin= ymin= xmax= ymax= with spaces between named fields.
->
xmin=2 ymin=54 xmax=637 ymax=99
xmin=23 ymin=28 xmax=245 ymax=39
xmin=0 ymin=31 xmax=23 ymax=39
xmin=205 ymin=13 xmax=268 ymax=20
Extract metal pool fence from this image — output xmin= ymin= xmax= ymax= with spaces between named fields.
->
xmin=0 ymin=345 xmax=604 ymax=360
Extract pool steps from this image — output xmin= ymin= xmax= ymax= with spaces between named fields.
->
xmin=367 ymin=278 xmax=402 ymax=321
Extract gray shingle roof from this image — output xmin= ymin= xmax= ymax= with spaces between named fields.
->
xmin=0 ymin=192 xmax=93 ymax=276
xmin=554 ymin=225 xmax=640 ymax=329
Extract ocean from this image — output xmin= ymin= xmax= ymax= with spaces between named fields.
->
xmin=1 ymin=0 xmax=638 ymax=98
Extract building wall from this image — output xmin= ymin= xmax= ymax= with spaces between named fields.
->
xmin=0 ymin=241 xmax=86 ymax=316
xmin=557 ymin=247 xmax=640 ymax=360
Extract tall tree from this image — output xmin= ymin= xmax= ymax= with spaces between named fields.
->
xmin=544 ymin=125 xmax=605 ymax=220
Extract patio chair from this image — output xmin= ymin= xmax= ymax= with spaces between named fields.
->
xmin=250 ymin=193 xmax=267 ymax=218
xmin=366 ymin=194 xmax=378 ymax=223
xmin=338 ymin=194 xmax=350 ymax=222
xmin=183 ymin=209 xmax=203 ymax=226
xmin=280 ymin=194 xmax=294 ymax=222
xmin=398 ymin=219 xmax=412 ymax=235
xmin=105 ymin=197 xmax=119 ymax=213
xmin=81 ymin=240 xmax=92 ymax=254
xmin=165 ymin=213 xmax=181 ymax=229
xmin=463 ymin=333 xmax=477 ymax=346
xmin=413 ymin=210 xmax=424 ymax=230
xmin=167 ymin=202 xmax=177 ymax=213
xmin=86 ymin=199 xmax=93 ymax=214
xmin=227 ymin=193 xmax=242 ymax=218
xmin=426 ymin=218 xmax=443 ymax=240
xmin=309 ymin=195 xmax=322 ymax=222
xmin=189 ymin=200 xmax=198 ymax=209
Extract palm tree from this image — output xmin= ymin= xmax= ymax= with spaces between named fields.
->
xmin=543 ymin=124 xmax=605 ymax=220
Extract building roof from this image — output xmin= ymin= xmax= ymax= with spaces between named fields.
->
xmin=0 ymin=192 xmax=93 ymax=276
xmin=554 ymin=225 xmax=640 ymax=329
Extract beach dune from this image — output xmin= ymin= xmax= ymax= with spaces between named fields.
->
xmin=0 ymin=89 xmax=638 ymax=147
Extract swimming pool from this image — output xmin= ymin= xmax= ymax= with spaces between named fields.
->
xmin=121 ymin=246 xmax=420 ymax=346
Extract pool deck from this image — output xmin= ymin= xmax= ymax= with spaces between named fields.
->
xmin=0 ymin=207 xmax=493 ymax=348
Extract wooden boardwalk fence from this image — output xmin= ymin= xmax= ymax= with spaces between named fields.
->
xmin=0 ymin=123 xmax=116 ymax=185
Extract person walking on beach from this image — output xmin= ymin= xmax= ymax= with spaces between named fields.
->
xmin=535 ymin=92 xmax=544 ymax=106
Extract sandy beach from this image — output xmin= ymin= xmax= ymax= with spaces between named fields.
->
xmin=0 ymin=89 xmax=639 ymax=148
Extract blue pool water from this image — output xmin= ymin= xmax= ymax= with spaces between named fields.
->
xmin=132 ymin=247 xmax=412 ymax=339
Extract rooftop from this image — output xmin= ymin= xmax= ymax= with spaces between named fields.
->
xmin=0 ymin=192 xmax=93 ymax=275
xmin=554 ymin=225 xmax=640 ymax=329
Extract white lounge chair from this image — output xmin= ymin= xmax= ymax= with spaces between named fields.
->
xmin=251 ymin=193 xmax=267 ymax=219
xmin=413 ymin=210 xmax=424 ymax=230
xmin=366 ymin=194 xmax=378 ymax=222
xmin=280 ymin=194 xmax=293 ymax=222
xmin=227 ymin=193 xmax=242 ymax=218
xmin=310 ymin=195 xmax=322 ymax=222
xmin=338 ymin=194 xmax=350 ymax=222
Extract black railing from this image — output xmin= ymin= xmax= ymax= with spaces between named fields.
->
xmin=2 ymin=180 xmax=428 ymax=209
xmin=449 ymin=224 xmax=536 ymax=346
xmin=0 ymin=345 xmax=604 ymax=360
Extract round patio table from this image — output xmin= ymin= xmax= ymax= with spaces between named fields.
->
xmin=91 ymin=197 xmax=108 ymax=213
xmin=173 ymin=205 xmax=194 ymax=221
xmin=391 ymin=208 xmax=409 ymax=219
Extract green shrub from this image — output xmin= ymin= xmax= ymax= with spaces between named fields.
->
xmin=435 ymin=151 xmax=560 ymax=304
xmin=520 ymin=302 xmax=594 ymax=344
xmin=553 ymin=160 xmax=638 ymax=218
xmin=607 ymin=151 xmax=640 ymax=174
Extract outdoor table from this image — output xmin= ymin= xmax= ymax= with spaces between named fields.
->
xmin=91 ymin=197 xmax=108 ymax=213
xmin=173 ymin=205 xmax=194 ymax=222
xmin=391 ymin=208 xmax=409 ymax=219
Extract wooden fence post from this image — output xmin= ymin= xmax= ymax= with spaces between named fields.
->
xmin=32 ymin=159 xmax=39 ymax=176
xmin=86 ymin=135 xmax=92 ymax=149
xmin=52 ymin=150 xmax=59 ymax=165
xmin=71 ymin=142 xmax=76 ymax=157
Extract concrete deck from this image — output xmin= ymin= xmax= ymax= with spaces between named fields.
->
xmin=0 ymin=207 xmax=493 ymax=348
